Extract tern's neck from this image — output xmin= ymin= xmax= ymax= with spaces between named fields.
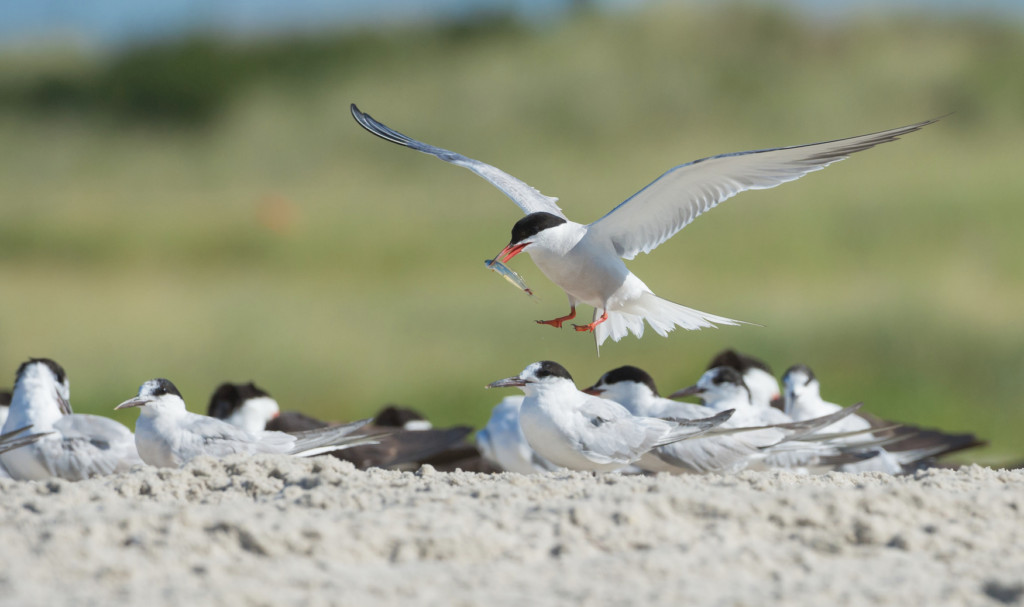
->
xmin=5 ymin=379 xmax=63 ymax=433
xmin=526 ymin=222 xmax=586 ymax=256
xmin=602 ymin=385 xmax=657 ymax=416
xmin=702 ymin=391 xmax=753 ymax=413
xmin=784 ymin=384 xmax=824 ymax=418
xmin=224 ymin=398 xmax=277 ymax=433
xmin=525 ymin=380 xmax=582 ymax=406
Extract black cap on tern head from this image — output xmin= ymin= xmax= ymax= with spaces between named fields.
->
xmin=783 ymin=365 xmax=817 ymax=385
xmin=15 ymin=358 xmax=67 ymax=386
xmin=208 ymin=382 xmax=271 ymax=419
xmin=707 ymin=349 xmax=773 ymax=375
xmin=374 ymin=406 xmax=426 ymax=428
xmin=534 ymin=361 xmax=573 ymax=382
xmin=148 ymin=378 xmax=182 ymax=399
xmin=709 ymin=366 xmax=747 ymax=386
xmin=510 ymin=212 xmax=567 ymax=245
xmin=601 ymin=366 xmax=659 ymax=397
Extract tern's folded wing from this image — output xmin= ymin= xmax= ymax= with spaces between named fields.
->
xmin=49 ymin=414 xmax=143 ymax=477
xmin=586 ymin=118 xmax=941 ymax=260
xmin=574 ymin=397 xmax=670 ymax=465
xmin=351 ymin=104 xmax=565 ymax=219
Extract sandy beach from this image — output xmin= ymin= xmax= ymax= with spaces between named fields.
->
xmin=0 ymin=455 xmax=1021 ymax=606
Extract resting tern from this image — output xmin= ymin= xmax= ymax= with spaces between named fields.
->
xmin=475 ymin=396 xmax=560 ymax=474
xmin=353 ymin=104 xmax=938 ymax=350
xmin=485 ymin=361 xmax=734 ymax=472
xmin=206 ymin=381 xmax=472 ymax=470
xmin=116 ymin=379 xmax=383 ymax=468
xmin=782 ymin=365 xmax=983 ymax=473
xmin=671 ymin=366 xmax=791 ymax=426
xmin=0 ymin=359 xmax=144 ymax=481
xmin=706 ymin=349 xmax=782 ymax=409
xmin=585 ymin=366 xmax=868 ymax=474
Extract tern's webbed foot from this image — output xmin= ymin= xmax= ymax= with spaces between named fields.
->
xmin=536 ymin=307 xmax=576 ymax=329
xmin=572 ymin=311 xmax=609 ymax=333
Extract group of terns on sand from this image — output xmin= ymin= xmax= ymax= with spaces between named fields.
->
xmin=0 ymin=107 xmax=983 ymax=481
xmin=0 ymin=350 xmax=980 ymax=481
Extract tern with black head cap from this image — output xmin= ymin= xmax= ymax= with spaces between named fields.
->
xmin=707 ymin=349 xmax=782 ymax=409
xmin=782 ymin=365 xmax=983 ymax=473
xmin=0 ymin=358 xmax=144 ymax=481
xmin=486 ymin=361 xmax=734 ymax=472
xmin=208 ymin=382 xmax=280 ymax=434
xmin=353 ymin=104 xmax=940 ymax=351
xmin=203 ymin=382 xmax=472 ymax=471
xmin=117 ymin=379 xmax=383 ymax=468
xmin=585 ymin=365 xmax=870 ymax=473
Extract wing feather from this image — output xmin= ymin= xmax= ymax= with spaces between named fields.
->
xmin=587 ymin=118 xmax=942 ymax=259
xmin=351 ymin=104 xmax=565 ymax=218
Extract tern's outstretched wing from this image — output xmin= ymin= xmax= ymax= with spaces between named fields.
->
xmin=586 ymin=118 xmax=942 ymax=260
xmin=351 ymin=104 xmax=565 ymax=219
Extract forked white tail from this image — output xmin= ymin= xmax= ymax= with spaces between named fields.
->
xmin=594 ymin=292 xmax=750 ymax=353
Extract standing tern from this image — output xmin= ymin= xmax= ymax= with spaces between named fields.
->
xmin=585 ymin=366 xmax=869 ymax=474
xmin=207 ymin=381 xmax=473 ymax=471
xmin=0 ymin=359 xmax=144 ymax=481
xmin=475 ymin=396 xmax=560 ymax=474
xmin=485 ymin=361 xmax=734 ymax=472
xmin=116 ymin=379 xmax=384 ymax=468
xmin=353 ymin=104 xmax=939 ymax=350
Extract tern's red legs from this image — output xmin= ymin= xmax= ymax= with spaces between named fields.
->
xmin=536 ymin=307 xmax=576 ymax=329
xmin=573 ymin=310 xmax=609 ymax=332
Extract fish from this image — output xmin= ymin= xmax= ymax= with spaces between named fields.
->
xmin=485 ymin=259 xmax=540 ymax=302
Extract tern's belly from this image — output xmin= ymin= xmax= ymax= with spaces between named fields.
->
xmin=528 ymin=248 xmax=630 ymax=308
xmin=0 ymin=443 xmax=52 ymax=480
xmin=519 ymin=400 xmax=624 ymax=473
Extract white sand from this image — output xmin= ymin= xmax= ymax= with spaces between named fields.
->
xmin=0 ymin=455 xmax=1021 ymax=607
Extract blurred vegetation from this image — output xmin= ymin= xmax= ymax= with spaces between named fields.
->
xmin=0 ymin=4 xmax=1022 ymax=463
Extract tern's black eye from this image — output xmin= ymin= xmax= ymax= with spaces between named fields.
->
xmin=151 ymin=379 xmax=182 ymax=398
xmin=534 ymin=361 xmax=573 ymax=382
xmin=510 ymin=212 xmax=567 ymax=244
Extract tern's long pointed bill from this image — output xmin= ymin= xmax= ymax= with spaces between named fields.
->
xmin=497 ymin=242 xmax=528 ymax=263
xmin=669 ymin=385 xmax=704 ymax=399
xmin=486 ymin=377 xmax=527 ymax=389
xmin=581 ymin=385 xmax=603 ymax=396
xmin=115 ymin=397 xmax=149 ymax=410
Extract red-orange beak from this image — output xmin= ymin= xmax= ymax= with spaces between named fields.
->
xmin=496 ymin=242 xmax=529 ymax=263
xmin=581 ymin=385 xmax=604 ymax=396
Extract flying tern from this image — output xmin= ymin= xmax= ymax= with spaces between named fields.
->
xmin=485 ymin=361 xmax=734 ymax=472
xmin=475 ymin=395 xmax=560 ymax=474
xmin=353 ymin=104 xmax=939 ymax=350
xmin=116 ymin=379 xmax=384 ymax=468
xmin=0 ymin=359 xmax=144 ymax=481
xmin=586 ymin=366 xmax=870 ymax=474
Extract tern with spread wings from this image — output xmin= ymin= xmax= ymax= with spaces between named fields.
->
xmin=352 ymin=105 xmax=938 ymax=350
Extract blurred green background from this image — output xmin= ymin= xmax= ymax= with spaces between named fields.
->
xmin=0 ymin=3 xmax=1022 ymax=463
